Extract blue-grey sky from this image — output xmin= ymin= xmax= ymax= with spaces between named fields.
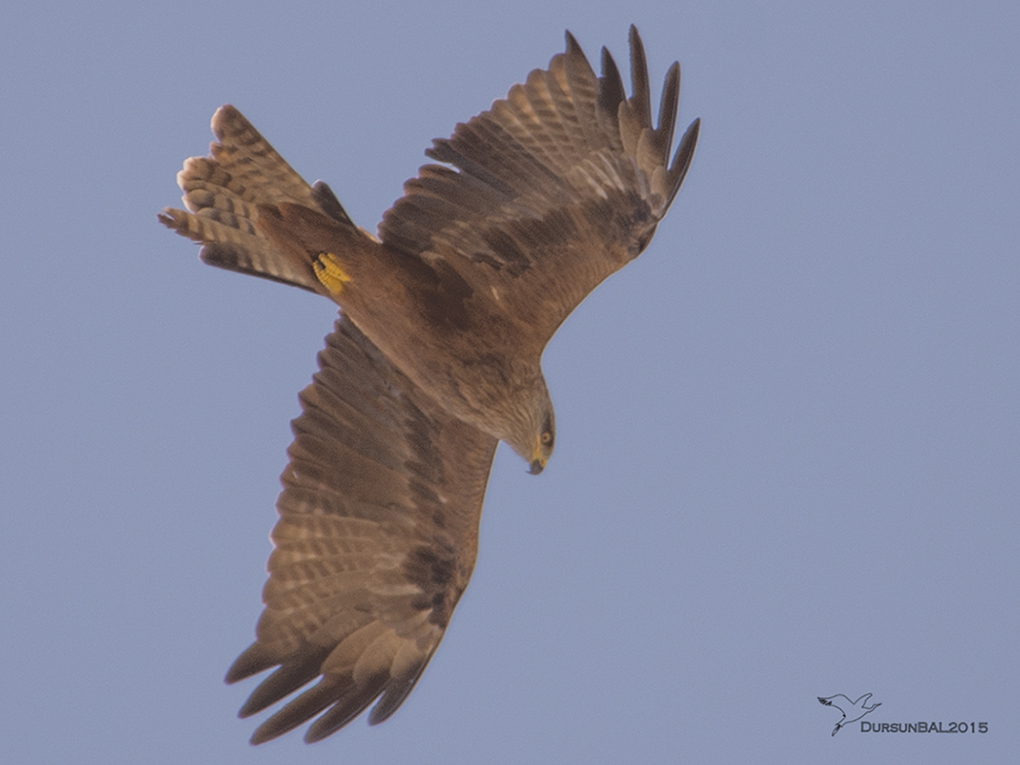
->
xmin=2 ymin=1 xmax=1017 ymax=763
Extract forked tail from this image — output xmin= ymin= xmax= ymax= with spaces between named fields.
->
xmin=159 ymin=105 xmax=367 ymax=294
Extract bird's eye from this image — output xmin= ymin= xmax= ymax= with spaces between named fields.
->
xmin=540 ymin=430 xmax=553 ymax=446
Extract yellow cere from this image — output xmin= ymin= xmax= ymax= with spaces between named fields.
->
xmin=313 ymin=252 xmax=352 ymax=296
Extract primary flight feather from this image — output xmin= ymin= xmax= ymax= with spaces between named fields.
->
xmin=160 ymin=25 xmax=699 ymax=743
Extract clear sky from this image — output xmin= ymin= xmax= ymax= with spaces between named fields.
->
xmin=2 ymin=1 xmax=1018 ymax=763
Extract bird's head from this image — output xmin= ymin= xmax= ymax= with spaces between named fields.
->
xmin=527 ymin=408 xmax=556 ymax=475
xmin=504 ymin=377 xmax=555 ymax=475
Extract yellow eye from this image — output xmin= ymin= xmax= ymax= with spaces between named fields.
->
xmin=540 ymin=430 xmax=553 ymax=446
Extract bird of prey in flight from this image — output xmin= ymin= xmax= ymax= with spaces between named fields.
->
xmin=160 ymin=25 xmax=699 ymax=744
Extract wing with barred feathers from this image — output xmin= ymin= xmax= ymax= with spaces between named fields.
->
xmin=225 ymin=315 xmax=497 ymax=743
xmin=378 ymin=25 xmax=699 ymax=346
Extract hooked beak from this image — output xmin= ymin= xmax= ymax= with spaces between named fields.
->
xmin=528 ymin=431 xmax=549 ymax=475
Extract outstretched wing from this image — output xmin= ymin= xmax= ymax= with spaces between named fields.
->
xmin=226 ymin=315 xmax=498 ymax=743
xmin=378 ymin=25 xmax=700 ymax=347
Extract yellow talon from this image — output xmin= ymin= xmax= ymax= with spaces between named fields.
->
xmin=313 ymin=252 xmax=352 ymax=296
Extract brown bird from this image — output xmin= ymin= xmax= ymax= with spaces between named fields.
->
xmin=160 ymin=25 xmax=699 ymax=744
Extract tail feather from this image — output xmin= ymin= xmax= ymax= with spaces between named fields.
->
xmin=159 ymin=105 xmax=357 ymax=293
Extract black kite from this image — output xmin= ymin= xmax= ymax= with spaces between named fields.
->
xmin=160 ymin=26 xmax=699 ymax=743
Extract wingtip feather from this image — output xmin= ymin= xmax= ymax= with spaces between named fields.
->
xmin=564 ymin=30 xmax=582 ymax=55
xmin=627 ymin=25 xmax=652 ymax=129
xmin=665 ymin=117 xmax=701 ymax=207
xmin=598 ymin=46 xmax=625 ymax=118
xmin=655 ymin=61 xmax=681 ymax=161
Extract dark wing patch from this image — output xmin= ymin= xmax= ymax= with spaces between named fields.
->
xmin=225 ymin=315 xmax=497 ymax=743
xmin=378 ymin=26 xmax=699 ymax=344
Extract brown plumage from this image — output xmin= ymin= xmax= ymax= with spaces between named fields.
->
xmin=159 ymin=26 xmax=698 ymax=744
